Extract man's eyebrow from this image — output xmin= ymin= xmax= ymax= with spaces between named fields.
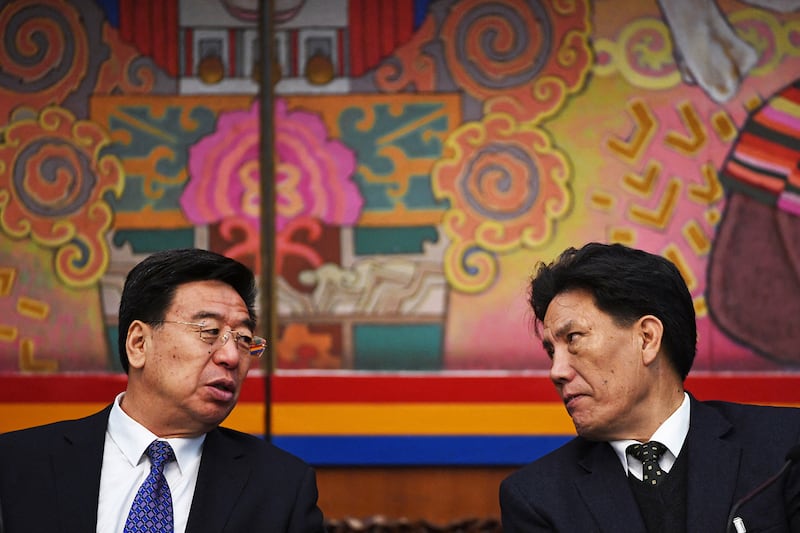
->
xmin=188 ymin=312 xmax=254 ymax=331
xmin=191 ymin=311 xmax=222 ymax=322
xmin=542 ymin=320 xmax=577 ymax=346
xmin=552 ymin=320 xmax=576 ymax=340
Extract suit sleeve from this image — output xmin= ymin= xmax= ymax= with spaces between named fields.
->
xmin=781 ymin=415 xmax=800 ymax=529
xmin=788 ymin=459 xmax=800 ymax=530
xmin=499 ymin=477 xmax=555 ymax=533
xmin=287 ymin=465 xmax=325 ymax=533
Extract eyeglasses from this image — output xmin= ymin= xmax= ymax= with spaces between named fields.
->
xmin=155 ymin=320 xmax=267 ymax=358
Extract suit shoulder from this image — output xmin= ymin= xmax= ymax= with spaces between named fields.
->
xmin=0 ymin=408 xmax=108 ymax=452
xmin=703 ymin=399 xmax=800 ymax=427
xmin=698 ymin=399 xmax=800 ymax=456
xmin=213 ymin=426 xmax=312 ymax=471
xmin=503 ymin=437 xmax=589 ymax=486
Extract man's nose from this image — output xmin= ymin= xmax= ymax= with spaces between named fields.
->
xmin=549 ymin=348 xmax=574 ymax=384
xmin=213 ymin=331 xmax=241 ymax=367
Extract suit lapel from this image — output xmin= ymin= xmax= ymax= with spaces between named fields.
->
xmin=52 ymin=407 xmax=110 ymax=532
xmin=572 ymin=397 xmax=742 ymax=533
xmin=576 ymin=441 xmax=648 ymax=533
xmin=186 ymin=429 xmax=251 ymax=533
xmin=685 ymin=397 xmax=740 ymax=533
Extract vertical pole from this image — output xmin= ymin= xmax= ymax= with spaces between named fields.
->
xmin=258 ymin=0 xmax=276 ymax=442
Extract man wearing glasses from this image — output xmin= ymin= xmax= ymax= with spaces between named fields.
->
xmin=0 ymin=248 xmax=324 ymax=533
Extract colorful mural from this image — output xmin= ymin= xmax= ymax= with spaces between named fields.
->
xmin=2 ymin=0 xmax=800 ymax=465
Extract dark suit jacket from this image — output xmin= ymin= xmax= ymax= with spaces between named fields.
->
xmin=500 ymin=395 xmax=800 ymax=532
xmin=0 ymin=406 xmax=324 ymax=533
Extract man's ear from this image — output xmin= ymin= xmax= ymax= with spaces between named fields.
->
xmin=638 ymin=315 xmax=664 ymax=366
xmin=126 ymin=320 xmax=149 ymax=370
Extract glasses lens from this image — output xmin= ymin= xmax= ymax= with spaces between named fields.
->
xmin=234 ymin=333 xmax=253 ymax=352
xmin=250 ymin=337 xmax=267 ymax=358
xmin=198 ymin=327 xmax=220 ymax=345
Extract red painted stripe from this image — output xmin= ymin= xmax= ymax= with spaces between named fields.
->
xmin=134 ymin=0 xmax=152 ymax=57
xmin=395 ymin=0 xmax=414 ymax=45
xmin=337 ymin=28 xmax=345 ymax=77
xmin=151 ymin=0 xmax=166 ymax=73
xmin=165 ymin=0 xmax=179 ymax=76
xmin=364 ymin=0 xmax=381 ymax=70
xmin=0 ymin=374 xmax=128 ymax=402
xmin=272 ymin=375 xmax=561 ymax=402
xmin=274 ymin=375 xmax=800 ymax=403
xmin=229 ymin=28 xmax=237 ymax=77
xmin=349 ymin=0 xmax=365 ymax=76
xmin=241 ymin=375 xmax=266 ymax=401
xmin=685 ymin=374 xmax=800 ymax=404
xmin=379 ymin=0 xmax=395 ymax=58
xmin=0 ymin=374 xmax=266 ymax=403
xmin=184 ymin=28 xmax=193 ymax=76
xmin=290 ymin=29 xmax=299 ymax=77
xmin=119 ymin=0 xmax=136 ymax=43
xmin=2 ymin=374 xmax=800 ymax=404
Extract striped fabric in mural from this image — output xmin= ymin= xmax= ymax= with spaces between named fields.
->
xmin=720 ymin=80 xmax=800 ymax=216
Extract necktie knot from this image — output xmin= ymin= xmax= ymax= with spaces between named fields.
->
xmin=627 ymin=440 xmax=667 ymax=462
xmin=627 ymin=440 xmax=668 ymax=486
xmin=146 ymin=440 xmax=175 ymax=470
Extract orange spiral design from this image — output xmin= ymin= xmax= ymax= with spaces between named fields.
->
xmin=0 ymin=107 xmax=124 ymax=287
xmin=0 ymin=0 xmax=88 ymax=119
xmin=440 ymin=0 xmax=591 ymax=124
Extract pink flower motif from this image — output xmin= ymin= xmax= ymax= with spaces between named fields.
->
xmin=181 ymin=99 xmax=362 ymax=232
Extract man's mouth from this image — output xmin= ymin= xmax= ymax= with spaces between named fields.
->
xmin=562 ymin=393 xmax=585 ymax=411
xmin=206 ymin=380 xmax=236 ymax=401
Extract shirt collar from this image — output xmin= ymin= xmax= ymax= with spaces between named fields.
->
xmin=107 ymin=392 xmax=206 ymax=474
xmin=609 ymin=392 xmax=691 ymax=474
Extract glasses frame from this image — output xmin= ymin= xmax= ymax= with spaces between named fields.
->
xmin=153 ymin=320 xmax=267 ymax=358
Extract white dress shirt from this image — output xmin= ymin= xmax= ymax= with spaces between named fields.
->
xmin=609 ymin=392 xmax=691 ymax=480
xmin=96 ymin=393 xmax=205 ymax=533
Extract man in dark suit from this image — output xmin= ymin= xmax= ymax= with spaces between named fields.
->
xmin=500 ymin=243 xmax=800 ymax=533
xmin=0 ymin=248 xmax=324 ymax=533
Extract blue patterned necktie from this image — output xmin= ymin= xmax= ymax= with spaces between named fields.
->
xmin=124 ymin=440 xmax=176 ymax=533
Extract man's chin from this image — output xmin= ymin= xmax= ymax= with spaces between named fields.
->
xmin=572 ymin=419 xmax=603 ymax=441
xmin=196 ymin=405 xmax=236 ymax=430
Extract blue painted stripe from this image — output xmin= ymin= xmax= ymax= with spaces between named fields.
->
xmin=413 ymin=0 xmax=431 ymax=30
xmin=95 ymin=0 xmax=120 ymax=27
xmin=271 ymin=435 xmax=574 ymax=466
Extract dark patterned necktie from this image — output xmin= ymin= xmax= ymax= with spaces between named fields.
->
xmin=627 ymin=440 xmax=668 ymax=486
xmin=124 ymin=440 xmax=176 ymax=533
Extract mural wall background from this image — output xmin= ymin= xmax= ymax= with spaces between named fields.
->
xmin=2 ymin=0 xmax=800 ymax=465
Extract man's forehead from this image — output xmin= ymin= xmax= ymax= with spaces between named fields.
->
xmin=541 ymin=291 xmax=602 ymax=336
xmin=168 ymin=281 xmax=249 ymax=315
xmin=544 ymin=290 xmax=594 ymax=320
xmin=541 ymin=317 xmax=578 ymax=341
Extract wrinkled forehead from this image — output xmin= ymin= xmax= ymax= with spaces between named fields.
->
xmin=541 ymin=288 xmax=600 ymax=332
xmin=169 ymin=280 xmax=253 ymax=325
